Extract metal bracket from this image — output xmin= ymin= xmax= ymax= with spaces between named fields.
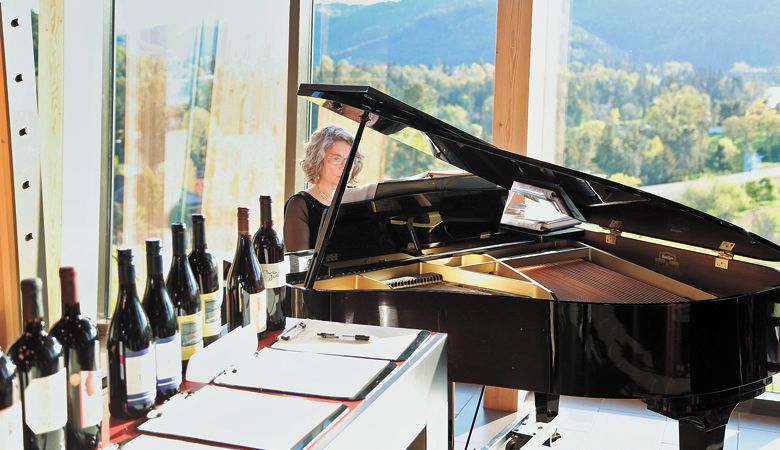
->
xmin=715 ymin=241 xmax=735 ymax=270
xmin=606 ymin=220 xmax=622 ymax=245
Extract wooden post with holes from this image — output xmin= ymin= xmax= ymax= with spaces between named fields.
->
xmin=0 ymin=2 xmax=43 ymax=348
xmin=484 ymin=0 xmax=534 ymax=412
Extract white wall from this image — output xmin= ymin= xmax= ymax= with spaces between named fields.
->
xmin=60 ymin=0 xmax=104 ymax=320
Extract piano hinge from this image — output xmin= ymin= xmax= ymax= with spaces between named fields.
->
xmin=715 ymin=241 xmax=735 ymax=270
xmin=605 ymin=220 xmax=622 ymax=245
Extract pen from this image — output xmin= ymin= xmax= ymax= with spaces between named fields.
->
xmin=278 ymin=322 xmax=307 ymax=341
xmin=317 ymin=332 xmax=370 ymax=341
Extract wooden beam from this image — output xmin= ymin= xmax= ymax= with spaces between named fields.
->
xmin=39 ymin=0 xmax=65 ymax=326
xmin=485 ymin=0 xmax=534 ymax=411
xmin=493 ymin=0 xmax=533 ymax=156
xmin=285 ymin=0 xmax=314 ymax=202
xmin=0 ymin=5 xmax=20 ymax=349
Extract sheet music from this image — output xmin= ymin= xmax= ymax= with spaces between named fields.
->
xmin=214 ymin=347 xmax=393 ymax=400
xmin=271 ymin=319 xmax=425 ymax=361
xmin=137 ymin=385 xmax=345 ymax=450
xmin=500 ymin=181 xmax=581 ymax=232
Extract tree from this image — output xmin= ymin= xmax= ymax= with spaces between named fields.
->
xmin=723 ymin=100 xmax=780 ymax=163
xmin=706 ymin=137 xmax=742 ymax=173
xmin=564 ymin=120 xmax=605 ymax=171
xmin=679 ymin=181 xmax=748 ymax=222
xmin=642 ymin=136 xmax=677 ymax=185
xmin=646 ymin=84 xmax=711 ymax=181
xmin=744 ymin=178 xmax=777 ymax=204
xmin=593 ymin=124 xmax=644 ymax=178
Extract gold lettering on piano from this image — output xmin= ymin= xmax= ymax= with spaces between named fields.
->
xmin=655 ymin=251 xmax=680 ymax=268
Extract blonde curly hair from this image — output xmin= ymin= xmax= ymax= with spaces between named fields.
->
xmin=301 ymin=126 xmax=364 ymax=184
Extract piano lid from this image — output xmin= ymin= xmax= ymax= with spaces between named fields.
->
xmin=298 ymin=84 xmax=780 ymax=261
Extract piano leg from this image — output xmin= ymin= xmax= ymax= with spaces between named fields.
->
xmin=676 ymin=404 xmax=736 ymax=450
xmin=644 ymin=380 xmax=768 ymax=450
xmin=534 ymin=392 xmax=560 ymax=423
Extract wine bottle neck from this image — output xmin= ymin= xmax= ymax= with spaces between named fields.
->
xmin=147 ymin=252 xmax=163 ymax=275
xmin=172 ymin=228 xmax=186 ymax=255
xmin=59 ymin=267 xmax=79 ymax=307
xmin=62 ymin=303 xmax=81 ymax=317
xmin=118 ymin=262 xmax=136 ymax=287
xmin=237 ymin=207 xmax=250 ymax=235
xmin=193 ymin=221 xmax=207 ymax=250
xmin=20 ymin=279 xmax=44 ymax=324
xmin=259 ymin=202 xmax=273 ymax=225
xmin=24 ymin=318 xmax=45 ymax=334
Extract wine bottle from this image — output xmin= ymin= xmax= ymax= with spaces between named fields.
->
xmin=189 ymin=214 xmax=222 ymax=346
xmin=49 ymin=267 xmax=102 ymax=449
xmin=226 ymin=207 xmax=265 ymax=336
xmin=253 ymin=195 xmax=286 ymax=332
xmin=9 ymin=278 xmax=67 ymax=449
xmin=166 ymin=223 xmax=203 ymax=369
xmin=142 ymin=240 xmax=182 ymax=402
xmin=108 ymin=249 xmax=156 ymax=419
xmin=0 ymin=347 xmax=23 ymax=450
xmin=221 ymin=260 xmax=231 ymax=337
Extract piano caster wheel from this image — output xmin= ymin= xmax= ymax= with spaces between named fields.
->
xmin=504 ymin=432 xmax=531 ymax=450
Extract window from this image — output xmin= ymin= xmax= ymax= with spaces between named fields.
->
xmin=538 ymin=0 xmax=780 ymax=392
xmin=310 ymin=0 xmax=498 ymax=184
xmin=539 ymin=0 xmax=780 ymax=246
xmin=109 ymin=1 xmax=290 ymax=316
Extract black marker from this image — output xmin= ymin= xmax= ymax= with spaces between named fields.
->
xmin=317 ymin=332 xmax=370 ymax=341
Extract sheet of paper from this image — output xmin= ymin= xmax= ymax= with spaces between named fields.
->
xmin=137 ymin=385 xmax=345 ymax=450
xmin=117 ymin=434 xmax=223 ymax=449
xmin=271 ymin=319 xmax=426 ymax=361
xmin=214 ymin=347 xmax=393 ymax=400
xmin=185 ymin=325 xmax=257 ymax=383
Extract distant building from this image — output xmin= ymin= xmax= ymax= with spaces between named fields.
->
xmin=766 ymin=86 xmax=780 ymax=109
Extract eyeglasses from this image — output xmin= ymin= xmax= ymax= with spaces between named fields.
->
xmin=325 ymin=155 xmax=347 ymax=166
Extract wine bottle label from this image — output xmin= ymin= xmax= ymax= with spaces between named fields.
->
xmin=178 ymin=311 xmax=204 ymax=360
xmin=201 ymin=290 xmax=223 ymax=337
xmin=0 ymin=401 xmax=23 ymax=449
xmin=124 ymin=346 xmax=156 ymax=407
xmin=70 ymin=369 xmax=102 ymax=427
xmin=249 ymin=292 xmax=267 ymax=334
xmin=154 ymin=333 xmax=182 ymax=390
xmin=259 ymin=262 xmax=287 ymax=289
xmin=66 ymin=341 xmax=102 ymax=428
xmin=23 ymin=369 xmax=67 ymax=434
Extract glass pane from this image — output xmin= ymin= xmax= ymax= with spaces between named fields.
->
xmin=552 ymin=1 xmax=780 ymax=246
xmin=311 ymin=0 xmax=498 ymax=184
xmin=548 ymin=0 xmax=780 ymax=392
xmin=110 ymin=1 xmax=289 ymax=316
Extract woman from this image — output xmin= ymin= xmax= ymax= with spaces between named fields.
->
xmin=284 ymin=125 xmax=364 ymax=251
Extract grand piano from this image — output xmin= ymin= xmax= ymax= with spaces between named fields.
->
xmin=288 ymin=84 xmax=780 ymax=450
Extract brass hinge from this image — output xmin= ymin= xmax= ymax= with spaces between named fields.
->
xmin=715 ymin=241 xmax=735 ymax=269
xmin=606 ymin=220 xmax=623 ymax=245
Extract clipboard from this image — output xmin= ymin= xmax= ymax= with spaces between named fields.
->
xmin=213 ymin=347 xmax=395 ymax=400
xmin=136 ymin=385 xmax=346 ymax=450
xmin=271 ymin=319 xmax=430 ymax=361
